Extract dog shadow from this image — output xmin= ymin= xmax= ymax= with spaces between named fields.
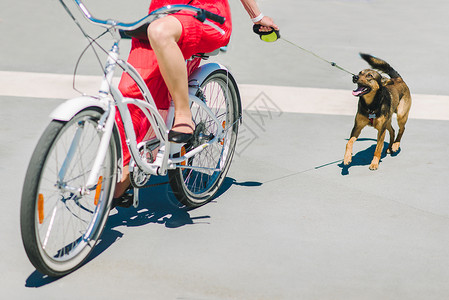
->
xmin=24 ymin=175 xmax=261 ymax=287
xmin=338 ymin=138 xmax=398 ymax=175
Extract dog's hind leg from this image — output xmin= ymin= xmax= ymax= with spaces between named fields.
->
xmin=392 ymin=96 xmax=411 ymax=152
xmin=386 ymin=122 xmax=395 ymax=154
xmin=392 ymin=117 xmax=406 ymax=152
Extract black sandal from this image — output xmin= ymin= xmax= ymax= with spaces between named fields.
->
xmin=168 ymin=123 xmax=195 ymax=143
xmin=112 ymin=188 xmax=134 ymax=208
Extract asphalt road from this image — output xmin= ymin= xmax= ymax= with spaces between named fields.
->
xmin=1 ymin=0 xmax=448 ymax=299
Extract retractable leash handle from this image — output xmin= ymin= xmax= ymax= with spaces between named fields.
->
xmin=253 ymin=24 xmax=280 ymax=42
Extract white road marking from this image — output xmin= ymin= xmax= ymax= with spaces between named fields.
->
xmin=1 ymin=71 xmax=448 ymax=120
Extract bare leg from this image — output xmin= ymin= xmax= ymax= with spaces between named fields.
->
xmin=114 ymin=166 xmax=130 ymax=198
xmin=147 ymin=16 xmax=194 ymax=134
xmin=114 ymin=17 xmax=195 ymax=199
xmin=114 ymin=17 xmax=193 ymax=199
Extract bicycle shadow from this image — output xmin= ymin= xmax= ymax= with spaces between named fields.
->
xmin=214 ymin=177 xmax=263 ymax=198
xmin=24 ymin=174 xmax=254 ymax=287
xmin=338 ymin=138 xmax=396 ymax=175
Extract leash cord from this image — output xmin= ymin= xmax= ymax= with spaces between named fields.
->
xmin=280 ymin=37 xmax=356 ymax=76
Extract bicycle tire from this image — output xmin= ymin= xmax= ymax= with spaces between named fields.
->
xmin=168 ymin=70 xmax=240 ymax=208
xmin=20 ymin=108 xmax=118 ymax=277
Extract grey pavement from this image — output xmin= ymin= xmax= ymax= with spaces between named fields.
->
xmin=1 ymin=0 xmax=449 ymax=299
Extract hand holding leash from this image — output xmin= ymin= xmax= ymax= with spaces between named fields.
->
xmin=253 ymin=24 xmax=281 ymax=42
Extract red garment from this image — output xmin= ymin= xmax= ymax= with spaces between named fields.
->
xmin=116 ymin=1 xmax=232 ymax=166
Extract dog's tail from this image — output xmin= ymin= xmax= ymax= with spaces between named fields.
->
xmin=360 ymin=53 xmax=401 ymax=79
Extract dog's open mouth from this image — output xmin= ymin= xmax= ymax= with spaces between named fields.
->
xmin=352 ymin=85 xmax=371 ymax=97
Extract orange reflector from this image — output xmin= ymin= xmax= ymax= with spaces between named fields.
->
xmin=38 ymin=194 xmax=44 ymax=224
xmin=94 ymin=176 xmax=103 ymax=206
xmin=220 ymin=121 xmax=226 ymax=145
xmin=180 ymin=146 xmax=186 ymax=167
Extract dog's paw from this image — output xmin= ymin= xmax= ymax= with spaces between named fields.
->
xmin=369 ymin=162 xmax=379 ymax=170
xmin=391 ymin=142 xmax=400 ymax=153
xmin=343 ymin=152 xmax=352 ymax=165
xmin=369 ymin=157 xmax=380 ymax=170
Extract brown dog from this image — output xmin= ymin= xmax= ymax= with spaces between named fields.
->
xmin=343 ymin=53 xmax=412 ymax=170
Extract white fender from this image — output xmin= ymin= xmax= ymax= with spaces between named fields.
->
xmin=188 ymin=62 xmax=242 ymax=121
xmin=49 ymin=96 xmax=123 ymax=171
xmin=49 ymin=96 xmax=108 ymax=121
xmin=188 ymin=63 xmax=228 ymax=93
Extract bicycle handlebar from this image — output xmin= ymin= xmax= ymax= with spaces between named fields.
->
xmin=69 ymin=0 xmax=225 ymax=31
xmin=197 ymin=9 xmax=226 ymax=25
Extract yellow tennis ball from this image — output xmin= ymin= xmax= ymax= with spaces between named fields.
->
xmin=260 ymin=31 xmax=280 ymax=43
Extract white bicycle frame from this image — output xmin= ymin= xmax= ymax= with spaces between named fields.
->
xmin=51 ymin=0 xmax=232 ymax=191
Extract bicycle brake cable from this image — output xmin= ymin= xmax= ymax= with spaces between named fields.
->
xmin=59 ymin=0 xmax=90 ymax=39
xmin=253 ymin=24 xmax=356 ymax=76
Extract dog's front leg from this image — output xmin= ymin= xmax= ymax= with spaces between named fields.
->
xmin=344 ymin=117 xmax=366 ymax=165
xmin=344 ymin=136 xmax=357 ymax=165
xmin=370 ymin=127 xmax=387 ymax=170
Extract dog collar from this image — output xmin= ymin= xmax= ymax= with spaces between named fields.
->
xmin=368 ymin=110 xmax=376 ymax=125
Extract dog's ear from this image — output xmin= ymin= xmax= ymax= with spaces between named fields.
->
xmin=381 ymin=78 xmax=394 ymax=86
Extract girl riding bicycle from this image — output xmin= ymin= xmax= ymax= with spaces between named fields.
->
xmin=22 ymin=0 xmax=262 ymax=277
xmin=114 ymin=0 xmax=279 ymax=201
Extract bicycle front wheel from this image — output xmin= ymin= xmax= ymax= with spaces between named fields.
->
xmin=20 ymin=108 xmax=118 ymax=277
xmin=169 ymin=70 xmax=240 ymax=208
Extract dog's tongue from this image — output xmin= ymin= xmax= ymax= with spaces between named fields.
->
xmin=352 ymin=86 xmax=367 ymax=96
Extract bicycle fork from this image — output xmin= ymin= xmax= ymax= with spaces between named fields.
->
xmin=85 ymin=103 xmax=116 ymax=189
xmin=84 ymin=43 xmax=119 ymax=189
xmin=58 ymin=44 xmax=119 ymax=193
xmin=56 ymin=103 xmax=115 ymax=195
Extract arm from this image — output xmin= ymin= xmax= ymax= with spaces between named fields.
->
xmin=240 ymin=0 xmax=279 ymax=31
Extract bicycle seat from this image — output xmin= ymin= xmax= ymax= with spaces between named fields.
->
xmin=202 ymin=48 xmax=220 ymax=57
xmin=119 ymin=25 xmax=149 ymax=41
xmin=194 ymin=46 xmax=228 ymax=59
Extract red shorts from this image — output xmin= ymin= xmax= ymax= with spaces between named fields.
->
xmin=116 ymin=0 xmax=232 ymax=166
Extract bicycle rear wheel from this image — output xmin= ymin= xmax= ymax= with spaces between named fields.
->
xmin=20 ymin=108 xmax=118 ymax=277
xmin=168 ymin=70 xmax=240 ymax=208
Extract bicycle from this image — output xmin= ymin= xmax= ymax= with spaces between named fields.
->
xmin=20 ymin=0 xmax=241 ymax=277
